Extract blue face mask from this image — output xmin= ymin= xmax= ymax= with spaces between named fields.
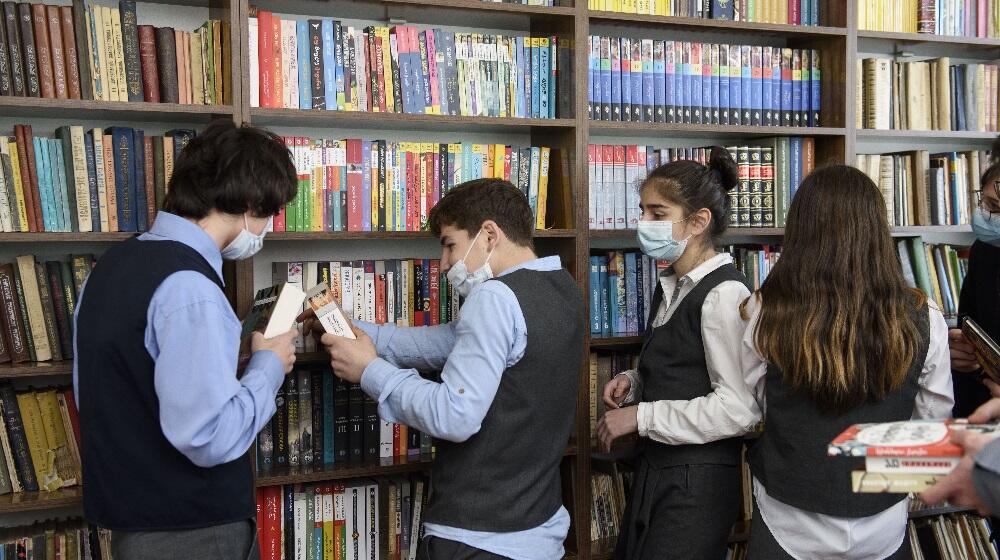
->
xmin=973 ymin=209 xmax=1000 ymax=247
xmin=636 ymin=218 xmax=691 ymax=262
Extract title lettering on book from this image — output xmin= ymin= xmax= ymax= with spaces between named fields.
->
xmin=0 ymin=277 xmax=23 ymax=353
xmin=118 ymin=135 xmax=130 ymax=222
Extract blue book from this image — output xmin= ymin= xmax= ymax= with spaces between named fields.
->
xmin=362 ymin=141 xmax=372 ymax=231
xmin=810 ymin=49 xmax=821 ymax=126
xmin=712 ymin=0 xmax=735 ymax=18
xmin=741 ymin=45 xmax=752 ymax=125
xmin=635 ymin=254 xmax=645 ymax=332
xmin=809 ymin=0 xmax=819 ymax=25
xmin=413 ymin=31 xmax=429 ymax=115
xmin=751 ymin=47 xmax=763 ymax=126
xmin=540 ymin=38 xmax=551 ymax=119
xmin=531 ymin=37 xmax=541 ymax=119
xmin=600 ymin=37 xmax=612 ymax=121
xmin=665 ymin=42 xmax=676 ymax=123
xmin=790 ymin=137 xmax=803 ymax=200
xmin=701 ymin=45 xmax=713 ymax=125
xmin=607 ymin=262 xmax=620 ymax=334
xmin=771 ymin=49 xmax=782 ymax=127
xmin=30 ymin=138 xmax=49 ymax=231
xmin=625 ymin=251 xmax=638 ymax=334
xmin=518 ymin=37 xmax=529 ymax=118
xmin=729 ymin=45 xmax=742 ymax=124
xmin=801 ymin=56 xmax=811 ymax=129
xmin=333 ymin=21 xmax=345 ymax=111
xmin=680 ymin=43 xmax=691 ymax=123
xmin=83 ymin=132 xmax=100 ymax=232
xmin=599 ymin=256 xmax=610 ymax=336
xmin=643 ymin=41 xmax=655 ymax=122
xmin=620 ymin=38 xmax=632 ymax=121
xmin=630 ymin=41 xmax=643 ymax=122
xmin=523 ymin=37 xmax=533 ymax=119
xmin=781 ymin=49 xmax=793 ymax=126
xmin=322 ymin=20 xmax=337 ymax=111
xmin=792 ymin=50 xmax=803 ymax=127
xmin=762 ymin=47 xmax=773 ymax=126
xmin=48 ymin=140 xmax=68 ymax=232
xmin=549 ymin=38 xmax=557 ymax=118
xmin=948 ymin=152 xmax=961 ymax=224
xmin=719 ymin=45 xmax=730 ymax=125
xmin=107 ymin=127 xmax=137 ymax=232
xmin=587 ymin=39 xmax=595 ymax=120
xmin=691 ymin=44 xmax=703 ymax=124
xmin=610 ymin=38 xmax=622 ymax=121
xmin=653 ymin=40 xmax=666 ymax=123
xmin=134 ymin=129 xmax=147 ymax=233
xmin=589 ymin=257 xmax=602 ymax=334
xmin=297 ymin=21 xmax=311 ymax=110
xmin=710 ymin=46 xmax=720 ymax=125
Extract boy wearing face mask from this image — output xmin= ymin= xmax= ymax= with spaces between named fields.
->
xmin=73 ymin=120 xmax=299 ymax=560
xmin=597 ymin=148 xmax=759 ymax=560
xmin=315 ymin=179 xmax=584 ymax=560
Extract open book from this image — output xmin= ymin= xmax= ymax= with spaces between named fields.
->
xmin=306 ymin=283 xmax=356 ymax=340
xmin=962 ymin=317 xmax=1000 ymax=384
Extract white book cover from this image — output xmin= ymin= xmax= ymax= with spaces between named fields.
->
xmin=353 ymin=265 xmax=365 ymax=322
xmin=613 ymin=146 xmax=627 ymax=229
xmin=602 ymin=146 xmax=615 ymax=229
xmin=249 ymin=17 xmax=259 ymax=108
xmin=285 ymin=263 xmax=306 ymax=350
xmin=386 ymin=269 xmax=396 ymax=325
xmin=364 ymin=265 xmax=376 ymax=323
xmin=588 ymin=145 xmax=597 ymax=230
xmin=865 ymin=456 xmax=961 ymax=475
xmin=341 ymin=263 xmax=354 ymax=321
xmin=399 ymin=262 xmax=410 ymax=327
xmin=280 ymin=20 xmax=295 ymax=109
xmin=294 ymin=489 xmax=307 ymax=560
xmin=408 ymin=480 xmax=424 ymax=560
xmin=70 ymin=126 xmax=92 ymax=232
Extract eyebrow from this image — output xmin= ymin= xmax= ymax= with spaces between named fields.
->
xmin=440 ymin=237 xmax=452 ymax=246
xmin=640 ymin=203 xmax=667 ymax=210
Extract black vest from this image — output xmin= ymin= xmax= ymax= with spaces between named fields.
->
xmin=638 ymin=264 xmax=749 ymax=467
xmin=748 ymin=304 xmax=930 ymax=517
xmin=424 ymin=268 xmax=584 ymax=532
xmin=77 ymin=238 xmax=255 ymax=530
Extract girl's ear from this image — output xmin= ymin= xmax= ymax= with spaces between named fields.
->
xmin=686 ymin=208 xmax=712 ymax=237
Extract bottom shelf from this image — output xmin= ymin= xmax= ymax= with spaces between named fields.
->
xmin=0 ymin=487 xmax=83 ymax=514
xmin=908 ymin=505 xmax=976 ymax=519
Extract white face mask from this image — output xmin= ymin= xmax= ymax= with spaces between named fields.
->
xmin=636 ymin=218 xmax=691 ymax=262
xmin=446 ymin=229 xmax=495 ymax=298
xmin=221 ymin=215 xmax=271 ymax=261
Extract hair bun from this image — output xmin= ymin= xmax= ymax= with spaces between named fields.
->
xmin=708 ymin=146 xmax=739 ymax=192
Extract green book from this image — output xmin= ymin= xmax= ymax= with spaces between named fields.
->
xmin=907 ymin=237 xmax=933 ymax=300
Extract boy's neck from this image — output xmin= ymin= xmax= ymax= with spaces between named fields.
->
xmin=490 ymin=246 xmax=541 ymax=277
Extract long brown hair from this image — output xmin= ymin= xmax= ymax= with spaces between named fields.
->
xmin=748 ymin=165 xmax=926 ymax=414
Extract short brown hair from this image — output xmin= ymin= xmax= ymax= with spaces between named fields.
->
xmin=428 ymin=179 xmax=534 ymax=248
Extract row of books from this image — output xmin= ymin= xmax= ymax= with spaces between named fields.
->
xmin=248 ymin=11 xmax=564 ymax=119
xmin=858 ymin=57 xmax=1000 ymax=132
xmin=272 ymin=260 xmax=458 ymax=355
xmin=588 ymin=38 xmax=822 ymax=127
xmin=588 ymin=138 xmax=817 ymax=231
xmin=899 ymin=240 xmax=968 ymax=318
xmin=910 ymin=514 xmax=999 ymax=560
xmin=588 ymin=0 xmax=823 ymax=25
xmin=255 ymin=475 xmax=429 ymax=560
xmin=482 ymin=0 xmax=558 ymax=4
xmin=0 ymin=384 xmax=81 ymax=495
xmin=0 ymin=124 xmax=193 ymax=234
xmin=588 ymin=350 xmax=639 ymax=447
xmin=730 ymin=245 xmax=781 ymax=290
xmin=856 ymin=149 xmax=986 ymax=227
xmin=859 ymin=0 xmax=1000 ymax=38
xmin=0 ymin=519 xmax=110 ymax=560
xmin=589 ymin=251 xmax=663 ymax=337
xmin=0 ymin=1 xmax=228 ymax=104
xmin=278 ymin=138 xmax=552 ymax=234
xmin=0 ymin=255 xmax=93 ymax=365
xmin=590 ymin=464 xmax=631 ymax=542
xmin=256 ymin=368 xmax=434 ymax=470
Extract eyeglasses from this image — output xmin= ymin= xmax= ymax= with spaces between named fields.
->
xmin=975 ymin=181 xmax=1000 ymax=217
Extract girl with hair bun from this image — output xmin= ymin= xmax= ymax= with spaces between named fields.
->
xmin=597 ymin=146 xmax=760 ymax=560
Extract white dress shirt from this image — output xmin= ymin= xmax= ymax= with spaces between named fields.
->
xmin=618 ymin=253 xmax=761 ymax=445
xmin=740 ymin=294 xmax=954 ymax=560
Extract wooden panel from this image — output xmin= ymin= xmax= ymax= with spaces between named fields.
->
xmin=0 ymin=487 xmax=83 ymax=514
xmin=0 ymin=97 xmax=234 ymax=122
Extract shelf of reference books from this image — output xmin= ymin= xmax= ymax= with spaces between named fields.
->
xmin=855 ymin=129 xmax=1000 ymax=141
xmin=254 ymin=455 xmax=436 ymax=488
xmin=0 ymin=233 xmax=134 ymax=243
xmin=0 ymin=98 xmax=235 ymax=123
xmin=588 ymin=11 xmax=848 ymax=38
xmin=0 ymin=487 xmax=82 ymax=515
xmin=0 ymin=361 xmax=73 ymax=379
xmin=588 ymin=123 xmax=847 ymax=140
xmin=248 ymin=109 xmax=576 ymax=133
xmin=856 ymin=30 xmax=1000 ymax=50
xmin=908 ymin=506 xmax=976 ymax=520
xmin=589 ymin=334 xmax=643 ymax=348
xmin=268 ymin=229 xmax=577 ymax=241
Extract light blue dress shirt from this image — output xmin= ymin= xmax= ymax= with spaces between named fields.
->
xmin=357 ymin=255 xmax=571 ymax=560
xmin=73 ymin=211 xmax=285 ymax=468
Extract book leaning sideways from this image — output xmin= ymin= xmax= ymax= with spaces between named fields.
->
xmin=962 ymin=317 xmax=1000 ymax=384
xmin=829 ymin=420 xmax=1000 ymax=493
xmin=238 ymin=282 xmax=308 ymax=367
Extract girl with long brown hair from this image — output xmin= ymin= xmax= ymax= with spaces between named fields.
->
xmin=598 ymin=147 xmax=760 ymax=559
xmin=741 ymin=165 xmax=953 ymax=559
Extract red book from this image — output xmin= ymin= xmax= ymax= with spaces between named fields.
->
xmin=137 ymin=25 xmax=160 ymax=103
xmin=31 ymin=4 xmax=55 ymax=98
xmin=46 ymin=6 xmax=67 ymax=99
xmin=257 ymin=11 xmax=272 ymax=109
xmin=424 ymin=151 xmax=433 ymax=231
xmin=12 ymin=126 xmax=36 ymax=232
xmin=58 ymin=7 xmax=81 ymax=100
xmin=63 ymin=389 xmax=81 ymax=445
xmin=270 ymin=15 xmax=281 ymax=109
xmin=392 ymin=423 xmax=401 ymax=458
xmin=254 ymin=489 xmax=264 ymax=554
xmin=432 ymin=151 xmax=441 ymax=209
xmin=263 ymin=486 xmax=282 ymax=560
xmin=374 ymin=35 xmax=387 ymax=113
xmin=375 ymin=262 xmax=386 ymax=325
xmin=17 ymin=125 xmax=43 ymax=232
xmin=429 ymin=260 xmax=440 ymax=326
xmin=789 ymin=0 xmax=800 ymax=25
xmin=346 ymin=139 xmax=362 ymax=231
xmin=829 ymin=421 xmax=1000 ymax=458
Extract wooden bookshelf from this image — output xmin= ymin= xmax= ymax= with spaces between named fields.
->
xmin=0 ymin=232 xmax=136 ymax=243
xmin=589 ymin=10 xmax=847 ymax=37
xmin=255 ymin=455 xmax=435 ymax=488
xmin=0 ymin=487 xmax=83 ymax=515
xmin=590 ymin=122 xmax=848 ymax=139
xmin=0 ymin=361 xmax=73 ymax=379
xmin=589 ymin=334 xmax=643 ymax=348
xmin=0 ymin=97 xmax=236 ymax=122
xmin=250 ymin=108 xmax=577 ymax=133
xmin=857 ymin=30 xmax=1000 ymax=49
xmin=856 ymin=129 xmax=1000 ymax=141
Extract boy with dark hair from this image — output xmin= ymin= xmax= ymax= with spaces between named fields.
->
xmin=315 ymin=178 xmax=584 ymax=560
xmin=74 ymin=120 xmax=299 ymax=559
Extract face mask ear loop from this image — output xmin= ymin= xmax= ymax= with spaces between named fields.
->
xmin=462 ymin=228 xmax=485 ymax=262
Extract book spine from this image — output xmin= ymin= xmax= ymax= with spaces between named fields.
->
xmin=70 ymin=1 xmax=91 ymax=99
xmin=0 ymin=385 xmax=36 ymax=491
xmin=46 ymin=6 xmax=67 ymax=99
xmin=0 ymin=265 xmax=27 ymax=364
xmin=137 ymin=25 xmax=159 ymax=103
xmin=59 ymin=7 xmax=80 ymax=99
xmin=31 ymin=4 xmax=54 ymax=98
xmin=18 ymin=3 xmax=40 ymax=97
xmin=33 ymin=264 xmax=61 ymax=362
xmin=154 ymin=27 xmax=178 ymax=103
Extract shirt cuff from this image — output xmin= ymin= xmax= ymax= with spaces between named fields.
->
xmin=246 ymin=349 xmax=285 ymax=393
xmin=636 ymin=401 xmax=652 ymax=438
xmin=360 ymin=357 xmax=398 ymax=401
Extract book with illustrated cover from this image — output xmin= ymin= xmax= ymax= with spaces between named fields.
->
xmin=829 ymin=420 xmax=1000 ymax=458
xmin=962 ymin=316 xmax=1000 ymax=384
xmin=242 ymin=281 xmax=306 ymax=341
xmin=306 ymin=282 xmax=356 ymax=340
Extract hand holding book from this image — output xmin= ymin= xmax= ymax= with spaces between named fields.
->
xmin=251 ymin=329 xmax=298 ymax=375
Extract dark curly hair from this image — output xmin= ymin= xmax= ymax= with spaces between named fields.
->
xmin=428 ymin=178 xmax=534 ymax=248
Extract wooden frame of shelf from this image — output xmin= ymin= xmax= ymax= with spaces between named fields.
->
xmin=589 ymin=10 xmax=848 ymax=37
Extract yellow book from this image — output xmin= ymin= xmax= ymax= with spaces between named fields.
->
xmin=111 ymin=8 xmax=127 ymax=103
xmin=35 ymin=390 xmax=77 ymax=486
xmin=536 ymin=147 xmax=551 ymax=230
xmin=407 ymin=260 xmax=415 ymax=325
xmin=310 ymin=141 xmax=324 ymax=233
xmin=377 ymin=27 xmax=395 ymax=113
xmin=637 ymin=0 xmax=650 ymax=14
xmin=924 ymin=245 xmax=944 ymax=310
xmin=779 ymin=0 xmax=788 ymax=24
xmin=16 ymin=392 xmax=62 ymax=492
xmin=420 ymin=143 xmax=431 ymax=229
xmin=2 ymin=141 xmax=27 ymax=232
xmin=448 ymin=143 xmax=461 ymax=186
xmin=322 ymin=486 xmax=334 ymax=559
xmin=189 ymin=30 xmax=206 ymax=106
xmin=99 ymin=7 xmax=118 ymax=102
xmin=472 ymin=144 xmax=488 ymax=179
xmin=485 ymin=145 xmax=495 ymax=178
xmin=494 ymin=144 xmax=506 ymax=180
xmin=15 ymin=256 xmax=50 ymax=361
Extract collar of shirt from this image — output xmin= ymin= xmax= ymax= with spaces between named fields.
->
xmin=496 ymin=255 xmax=563 ymax=276
xmin=139 ymin=211 xmax=226 ymax=285
xmin=659 ymin=252 xmax=734 ymax=290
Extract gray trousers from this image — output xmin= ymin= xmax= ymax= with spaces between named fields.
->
xmin=110 ymin=518 xmax=258 ymax=560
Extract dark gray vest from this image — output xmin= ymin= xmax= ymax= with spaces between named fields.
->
xmin=749 ymin=303 xmax=930 ymax=517
xmin=639 ymin=264 xmax=749 ymax=467
xmin=423 ymin=267 xmax=584 ymax=532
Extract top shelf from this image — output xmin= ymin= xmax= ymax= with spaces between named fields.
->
xmin=589 ymin=10 xmax=847 ymax=38
xmin=0 ymin=97 xmax=234 ymax=124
